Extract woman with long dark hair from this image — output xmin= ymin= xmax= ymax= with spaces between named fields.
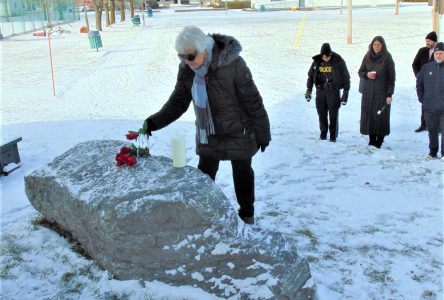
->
xmin=358 ymin=36 xmax=396 ymax=148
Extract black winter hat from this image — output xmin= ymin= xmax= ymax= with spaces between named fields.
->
xmin=320 ymin=43 xmax=332 ymax=56
xmin=434 ymin=42 xmax=444 ymax=52
xmin=425 ymin=31 xmax=437 ymax=42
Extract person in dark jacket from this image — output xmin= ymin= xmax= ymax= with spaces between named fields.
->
xmin=305 ymin=43 xmax=350 ymax=142
xmin=416 ymin=42 xmax=444 ymax=160
xmin=358 ymin=36 xmax=396 ymax=149
xmin=412 ymin=31 xmax=437 ymax=132
xmin=142 ymin=26 xmax=271 ymax=225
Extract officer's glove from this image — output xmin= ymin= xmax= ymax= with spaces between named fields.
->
xmin=341 ymin=90 xmax=349 ymax=105
xmin=305 ymin=89 xmax=312 ymax=102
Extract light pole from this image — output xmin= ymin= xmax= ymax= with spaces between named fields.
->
xmin=347 ymin=0 xmax=352 ymax=44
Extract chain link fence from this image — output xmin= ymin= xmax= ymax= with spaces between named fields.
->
xmin=0 ymin=0 xmax=79 ymax=38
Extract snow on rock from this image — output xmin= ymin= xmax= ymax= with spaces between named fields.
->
xmin=24 ymin=140 xmax=315 ymax=299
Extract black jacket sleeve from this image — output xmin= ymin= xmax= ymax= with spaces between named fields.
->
xmin=386 ymin=54 xmax=396 ymax=97
xmin=412 ymin=49 xmax=422 ymax=76
xmin=416 ymin=67 xmax=425 ymax=103
xmin=306 ymin=61 xmax=315 ymax=91
xmin=339 ymin=57 xmax=351 ymax=91
xmin=233 ymin=57 xmax=271 ymax=145
xmin=148 ymin=64 xmax=193 ymax=131
xmin=358 ymin=57 xmax=368 ymax=79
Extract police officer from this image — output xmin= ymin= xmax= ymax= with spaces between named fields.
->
xmin=305 ymin=43 xmax=350 ymax=142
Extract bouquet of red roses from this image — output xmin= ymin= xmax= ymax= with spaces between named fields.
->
xmin=115 ymin=129 xmax=150 ymax=167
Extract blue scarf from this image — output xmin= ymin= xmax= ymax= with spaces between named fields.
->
xmin=191 ymin=45 xmax=215 ymax=144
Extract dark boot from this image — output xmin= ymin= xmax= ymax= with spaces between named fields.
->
xmin=416 ymin=110 xmax=427 ymax=132
xmin=374 ymin=135 xmax=385 ymax=149
xmin=369 ymin=135 xmax=377 ymax=146
xmin=238 ymin=211 xmax=254 ymax=225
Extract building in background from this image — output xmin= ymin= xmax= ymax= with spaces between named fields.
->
xmin=0 ymin=0 xmax=79 ymax=38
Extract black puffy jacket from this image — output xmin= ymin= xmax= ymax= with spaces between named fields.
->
xmin=306 ymin=52 xmax=351 ymax=92
xmin=148 ymin=34 xmax=271 ymax=160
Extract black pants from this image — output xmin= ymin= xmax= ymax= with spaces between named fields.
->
xmin=424 ymin=112 xmax=444 ymax=156
xmin=420 ymin=107 xmax=427 ymax=128
xmin=316 ymin=89 xmax=341 ymax=139
xmin=198 ymin=156 xmax=255 ymax=218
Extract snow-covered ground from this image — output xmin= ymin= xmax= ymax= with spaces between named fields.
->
xmin=1 ymin=4 xmax=443 ymax=299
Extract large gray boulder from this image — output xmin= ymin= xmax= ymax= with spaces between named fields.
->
xmin=25 ymin=140 xmax=316 ymax=299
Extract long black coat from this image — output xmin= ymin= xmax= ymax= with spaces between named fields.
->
xmin=412 ymin=46 xmax=435 ymax=76
xmin=358 ymin=44 xmax=396 ymax=136
xmin=148 ymin=34 xmax=271 ymax=161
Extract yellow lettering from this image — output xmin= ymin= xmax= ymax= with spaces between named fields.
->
xmin=319 ymin=66 xmax=332 ymax=73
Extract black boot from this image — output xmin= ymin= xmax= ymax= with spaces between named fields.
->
xmin=415 ymin=125 xmax=427 ymax=132
xmin=374 ymin=135 xmax=384 ymax=148
xmin=369 ymin=135 xmax=377 ymax=146
xmin=416 ymin=111 xmax=427 ymax=132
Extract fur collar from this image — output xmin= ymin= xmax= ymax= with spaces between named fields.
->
xmin=211 ymin=33 xmax=242 ymax=67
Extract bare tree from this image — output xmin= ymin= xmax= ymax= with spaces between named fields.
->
xmin=93 ymin=0 xmax=103 ymax=31
xmin=129 ymin=0 xmax=135 ymax=18
xmin=119 ymin=0 xmax=126 ymax=22
xmin=110 ymin=0 xmax=116 ymax=24
xmin=104 ymin=0 xmax=111 ymax=26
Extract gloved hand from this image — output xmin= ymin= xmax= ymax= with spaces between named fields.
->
xmin=142 ymin=118 xmax=153 ymax=136
xmin=258 ymin=142 xmax=269 ymax=153
xmin=341 ymin=90 xmax=349 ymax=105
xmin=305 ymin=89 xmax=312 ymax=102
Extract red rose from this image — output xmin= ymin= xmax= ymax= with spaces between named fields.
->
xmin=115 ymin=154 xmax=125 ymax=167
xmin=116 ymin=129 xmax=150 ymax=167
xmin=126 ymin=156 xmax=137 ymax=166
xmin=120 ymin=153 xmax=131 ymax=162
xmin=119 ymin=146 xmax=131 ymax=154
xmin=126 ymin=131 xmax=139 ymax=140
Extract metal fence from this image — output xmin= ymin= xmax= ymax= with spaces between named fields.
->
xmin=0 ymin=0 xmax=80 ymax=38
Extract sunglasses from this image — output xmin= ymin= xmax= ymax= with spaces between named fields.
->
xmin=178 ymin=50 xmax=198 ymax=62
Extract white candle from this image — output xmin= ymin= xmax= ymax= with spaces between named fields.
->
xmin=171 ymin=135 xmax=186 ymax=168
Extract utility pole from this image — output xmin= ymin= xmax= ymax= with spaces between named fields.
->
xmin=347 ymin=0 xmax=352 ymax=44
xmin=432 ymin=0 xmax=439 ymax=32
xmin=83 ymin=3 xmax=90 ymax=31
xmin=395 ymin=0 xmax=398 ymax=15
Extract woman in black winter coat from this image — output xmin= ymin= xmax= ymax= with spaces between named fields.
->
xmin=143 ymin=26 xmax=271 ymax=225
xmin=358 ymin=36 xmax=396 ymax=148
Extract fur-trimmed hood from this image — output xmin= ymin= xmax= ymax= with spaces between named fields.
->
xmin=210 ymin=33 xmax=242 ymax=67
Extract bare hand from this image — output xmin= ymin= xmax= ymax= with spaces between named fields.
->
xmin=386 ymin=96 xmax=392 ymax=105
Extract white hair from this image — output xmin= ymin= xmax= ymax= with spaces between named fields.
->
xmin=175 ymin=25 xmax=214 ymax=54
